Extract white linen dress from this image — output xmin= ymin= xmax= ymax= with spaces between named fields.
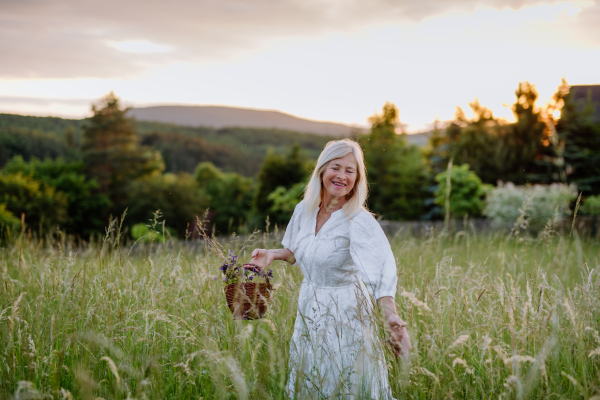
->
xmin=282 ymin=200 xmax=398 ymax=399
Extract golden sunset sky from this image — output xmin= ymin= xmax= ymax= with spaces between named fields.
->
xmin=0 ymin=0 xmax=598 ymax=131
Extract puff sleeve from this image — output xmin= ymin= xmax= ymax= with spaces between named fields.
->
xmin=350 ymin=211 xmax=398 ymax=300
xmin=281 ymin=200 xmax=305 ymax=257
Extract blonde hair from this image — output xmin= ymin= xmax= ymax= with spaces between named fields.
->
xmin=303 ymin=139 xmax=369 ymax=222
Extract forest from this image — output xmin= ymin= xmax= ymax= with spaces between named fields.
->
xmin=0 ymin=78 xmax=599 ymax=240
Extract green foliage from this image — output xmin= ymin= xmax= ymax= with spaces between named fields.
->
xmin=194 ymin=162 xmax=254 ymax=234
xmin=2 ymin=156 xmax=111 ymax=236
xmin=130 ymin=222 xmax=172 ymax=243
xmin=0 ymin=203 xmax=20 ymax=233
xmin=507 ymin=82 xmax=547 ymax=183
xmin=554 ymin=81 xmax=600 ymax=195
xmin=580 ymin=195 xmax=600 ymax=215
xmin=140 ymin=132 xmax=261 ymax=177
xmin=125 ymin=173 xmax=208 ymax=237
xmin=483 ymin=182 xmax=577 ymax=233
xmin=0 ymin=173 xmax=68 ymax=232
xmin=429 ymin=82 xmax=548 ymax=186
xmin=252 ymin=144 xmax=309 ymax=226
xmin=360 ymin=102 xmax=427 ymax=220
xmin=267 ymin=180 xmax=307 ymax=220
xmin=0 ymin=113 xmax=330 ymax=179
xmin=136 ymin=122 xmax=332 ymax=164
xmin=0 ymin=127 xmax=77 ymax=168
xmin=82 ymin=92 xmax=165 ymax=212
xmin=0 ymin=113 xmax=83 ymax=138
xmin=434 ymin=164 xmax=491 ymax=218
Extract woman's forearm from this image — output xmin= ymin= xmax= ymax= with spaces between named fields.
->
xmin=377 ymin=296 xmax=399 ymax=320
xmin=268 ymin=248 xmax=296 ymax=265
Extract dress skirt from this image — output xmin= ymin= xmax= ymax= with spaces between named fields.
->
xmin=285 ymin=279 xmax=395 ymax=400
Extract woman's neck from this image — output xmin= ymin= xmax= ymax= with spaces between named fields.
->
xmin=320 ymin=192 xmax=346 ymax=214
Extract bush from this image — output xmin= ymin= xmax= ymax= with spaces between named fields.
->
xmin=434 ymin=164 xmax=491 ymax=218
xmin=2 ymin=156 xmax=111 ymax=236
xmin=483 ymin=182 xmax=577 ymax=233
xmin=580 ymin=195 xmax=600 ymax=215
xmin=130 ymin=222 xmax=174 ymax=243
xmin=0 ymin=203 xmax=21 ymax=235
xmin=125 ymin=173 xmax=208 ymax=237
xmin=0 ymin=173 xmax=68 ymax=232
xmin=267 ymin=181 xmax=307 ymax=222
xmin=195 ymin=162 xmax=254 ymax=234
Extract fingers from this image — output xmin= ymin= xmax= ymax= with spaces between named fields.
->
xmin=389 ymin=326 xmax=411 ymax=358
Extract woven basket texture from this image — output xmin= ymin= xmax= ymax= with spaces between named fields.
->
xmin=224 ymin=282 xmax=272 ymax=320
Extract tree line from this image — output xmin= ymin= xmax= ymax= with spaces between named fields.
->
xmin=1 ymin=79 xmax=599 ymax=240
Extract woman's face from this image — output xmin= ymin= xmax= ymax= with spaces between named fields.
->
xmin=322 ymin=153 xmax=358 ymax=199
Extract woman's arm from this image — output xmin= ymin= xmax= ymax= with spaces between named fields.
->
xmin=377 ymin=296 xmax=412 ymax=359
xmin=250 ymin=248 xmax=295 ymax=270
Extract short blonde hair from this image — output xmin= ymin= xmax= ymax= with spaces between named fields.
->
xmin=303 ymin=139 xmax=369 ymax=222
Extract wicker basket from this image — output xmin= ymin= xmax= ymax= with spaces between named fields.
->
xmin=224 ymin=282 xmax=273 ymax=320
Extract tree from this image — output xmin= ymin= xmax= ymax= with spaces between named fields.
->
xmin=267 ymin=180 xmax=307 ymax=221
xmin=553 ymin=80 xmax=600 ymax=195
xmin=81 ymin=92 xmax=164 ymax=213
xmin=126 ymin=173 xmax=208 ymax=237
xmin=2 ymin=156 xmax=111 ymax=236
xmin=195 ymin=162 xmax=254 ymax=234
xmin=0 ymin=127 xmax=76 ymax=168
xmin=360 ymin=102 xmax=427 ymax=220
xmin=0 ymin=203 xmax=20 ymax=236
xmin=252 ymin=144 xmax=309 ymax=226
xmin=0 ymin=173 xmax=68 ymax=233
xmin=503 ymin=81 xmax=546 ymax=184
xmin=434 ymin=164 xmax=491 ymax=218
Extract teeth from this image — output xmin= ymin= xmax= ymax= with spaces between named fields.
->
xmin=333 ymin=182 xmax=345 ymax=187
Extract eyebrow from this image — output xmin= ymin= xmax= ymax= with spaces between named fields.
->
xmin=331 ymin=162 xmax=356 ymax=171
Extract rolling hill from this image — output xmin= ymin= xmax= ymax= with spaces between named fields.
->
xmin=129 ymin=105 xmax=359 ymax=137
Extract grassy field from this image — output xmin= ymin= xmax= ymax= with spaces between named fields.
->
xmin=1 ymin=222 xmax=599 ymax=399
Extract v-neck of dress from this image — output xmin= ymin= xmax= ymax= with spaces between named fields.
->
xmin=314 ymin=207 xmax=342 ymax=237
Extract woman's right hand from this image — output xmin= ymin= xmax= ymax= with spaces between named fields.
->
xmin=250 ymin=249 xmax=275 ymax=270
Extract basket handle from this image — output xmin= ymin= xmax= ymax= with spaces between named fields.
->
xmin=242 ymin=263 xmax=261 ymax=274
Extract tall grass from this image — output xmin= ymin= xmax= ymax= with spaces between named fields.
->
xmin=0 ymin=222 xmax=599 ymax=399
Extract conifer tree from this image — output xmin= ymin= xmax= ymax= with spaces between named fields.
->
xmin=504 ymin=81 xmax=546 ymax=184
xmin=82 ymin=92 xmax=164 ymax=213
xmin=360 ymin=102 xmax=427 ymax=220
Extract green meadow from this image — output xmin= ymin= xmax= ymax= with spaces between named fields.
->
xmin=1 ymin=223 xmax=599 ymax=399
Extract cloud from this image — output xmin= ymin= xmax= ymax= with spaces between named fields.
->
xmin=0 ymin=0 xmax=590 ymax=79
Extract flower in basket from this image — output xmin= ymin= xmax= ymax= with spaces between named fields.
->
xmin=219 ymin=250 xmax=273 ymax=285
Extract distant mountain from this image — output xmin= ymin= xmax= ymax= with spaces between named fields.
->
xmin=129 ymin=105 xmax=358 ymax=137
xmin=404 ymin=131 xmax=430 ymax=147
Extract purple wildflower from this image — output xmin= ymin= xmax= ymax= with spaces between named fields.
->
xmin=223 ymin=277 xmax=227 ymax=282
xmin=212 ymin=276 xmax=217 ymax=281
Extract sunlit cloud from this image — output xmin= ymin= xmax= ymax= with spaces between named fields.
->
xmin=107 ymin=40 xmax=172 ymax=54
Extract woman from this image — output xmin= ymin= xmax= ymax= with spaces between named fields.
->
xmin=251 ymin=139 xmax=411 ymax=399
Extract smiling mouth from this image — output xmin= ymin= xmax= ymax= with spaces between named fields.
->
xmin=332 ymin=181 xmax=346 ymax=187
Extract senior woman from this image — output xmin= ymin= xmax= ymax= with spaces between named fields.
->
xmin=251 ymin=139 xmax=411 ymax=399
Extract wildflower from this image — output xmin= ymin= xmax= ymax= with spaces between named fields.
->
xmin=223 ymin=277 xmax=227 ymax=282
xmin=212 ymin=276 xmax=217 ymax=281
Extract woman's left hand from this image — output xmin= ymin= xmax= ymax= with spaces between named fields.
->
xmin=385 ymin=314 xmax=411 ymax=359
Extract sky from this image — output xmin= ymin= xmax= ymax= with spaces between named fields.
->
xmin=0 ymin=0 xmax=598 ymax=132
